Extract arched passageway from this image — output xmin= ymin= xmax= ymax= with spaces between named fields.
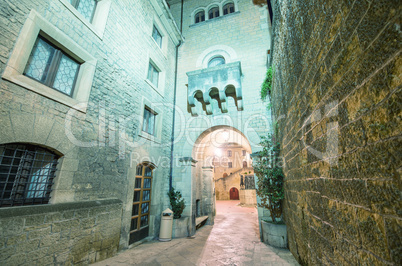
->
xmin=190 ymin=126 xmax=258 ymax=230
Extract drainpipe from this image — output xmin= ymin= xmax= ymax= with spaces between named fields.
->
xmin=169 ymin=0 xmax=184 ymax=192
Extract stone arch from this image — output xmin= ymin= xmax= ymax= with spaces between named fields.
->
xmin=196 ymin=45 xmax=238 ymax=69
xmin=191 ymin=7 xmax=206 ymax=24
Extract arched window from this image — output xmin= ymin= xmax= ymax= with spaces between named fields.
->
xmin=208 ymin=7 xmax=220 ymax=19
xmin=0 ymin=143 xmax=59 ymax=207
xmin=223 ymin=2 xmax=235 ymax=15
xmin=195 ymin=10 xmax=205 ymax=23
xmin=208 ymin=56 xmax=225 ymax=68
xmin=130 ymin=163 xmax=154 ymax=244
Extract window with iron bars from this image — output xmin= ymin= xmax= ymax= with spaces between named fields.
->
xmin=0 ymin=144 xmax=59 ymax=207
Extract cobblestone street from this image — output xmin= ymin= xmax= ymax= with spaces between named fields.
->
xmin=94 ymin=201 xmax=298 ymax=265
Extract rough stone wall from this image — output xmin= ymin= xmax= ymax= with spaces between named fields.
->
xmin=0 ymin=0 xmax=178 ymax=257
xmin=271 ymin=0 xmax=401 ymax=264
xmin=0 ymin=199 xmax=122 ymax=265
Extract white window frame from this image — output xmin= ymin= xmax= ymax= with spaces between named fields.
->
xmin=2 ymin=10 xmax=96 ymax=113
xmin=152 ymin=25 xmax=162 ymax=48
xmin=139 ymin=97 xmax=163 ymax=143
xmin=145 ymin=57 xmax=165 ymax=96
xmin=58 ymin=0 xmax=112 ymax=39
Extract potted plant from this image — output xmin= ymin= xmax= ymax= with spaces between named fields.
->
xmin=254 ymin=133 xmax=287 ymax=248
xmin=167 ymin=187 xmax=185 ymax=219
xmin=167 ymin=187 xmax=188 ymax=238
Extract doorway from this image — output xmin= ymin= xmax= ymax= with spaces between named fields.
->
xmin=229 ymin=187 xmax=239 ymax=200
xmin=129 ymin=163 xmax=153 ymax=245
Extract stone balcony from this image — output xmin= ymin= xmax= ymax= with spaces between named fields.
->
xmin=187 ymin=61 xmax=243 ymax=116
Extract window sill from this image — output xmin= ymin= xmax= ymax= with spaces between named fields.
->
xmin=138 ymin=132 xmax=161 ymax=144
xmin=190 ymin=11 xmax=240 ymax=27
xmin=2 ymin=70 xmax=86 ymax=112
xmin=145 ymin=79 xmax=164 ymax=98
xmin=59 ymin=0 xmax=111 ymax=40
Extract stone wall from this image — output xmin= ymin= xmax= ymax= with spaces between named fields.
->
xmin=271 ymin=0 xmax=401 ymax=264
xmin=0 ymin=199 xmax=122 ymax=265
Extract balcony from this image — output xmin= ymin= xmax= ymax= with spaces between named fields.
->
xmin=187 ymin=61 xmax=243 ymax=116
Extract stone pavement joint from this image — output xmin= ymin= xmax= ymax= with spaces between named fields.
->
xmin=93 ymin=201 xmax=299 ymax=265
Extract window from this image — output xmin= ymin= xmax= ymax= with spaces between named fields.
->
xmin=208 ymin=7 xmax=220 ymax=19
xmin=242 ymin=150 xmax=246 ymax=156
xmin=147 ymin=63 xmax=159 ymax=87
xmin=0 ymin=144 xmax=59 ymax=207
xmin=228 ymin=162 xmax=233 ymax=168
xmin=227 ymin=150 xmax=232 ymax=157
xmin=152 ymin=26 xmax=162 ymax=48
xmin=24 ymin=36 xmax=80 ymax=97
xmin=130 ymin=163 xmax=153 ymax=244
xmin=2 ymin=10 xmax=97 ymax=112
xmin=69 ymin=0 xmax=98 ymax=22
xmin=142 ymin=107 xmax=156 ymax=135
xmin=208 ymin=56 xmax=225 ymax=68
xmin=195 ymin=10 xmax=205 ymax=23
xmin=223 ymin=2 xmax=235 ymax=15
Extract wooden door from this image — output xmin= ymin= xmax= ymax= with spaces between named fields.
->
xmin=129 ymin=164 xmax=153 ymax=245
xmin=230 ymin=187 xmax=239 ymax=200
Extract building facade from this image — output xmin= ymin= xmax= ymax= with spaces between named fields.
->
xmin=0 ymin=0 xmax=182 ymax=264
xmin=0 ymin=0 xmax=270 ymax=264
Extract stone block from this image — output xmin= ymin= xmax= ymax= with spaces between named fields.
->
xmin=261 ymin=220 xmax=288 ymax=248
xmin=6 ymin=233 xmax=27 ymax=245
xmin=172 ymin=217 xmax=189 ymax=238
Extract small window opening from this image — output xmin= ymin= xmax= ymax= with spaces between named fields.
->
xmin=195 ymin=11 xmax=205 ymax=23
xmin=208 ymin=56 xmax=225 ymax=68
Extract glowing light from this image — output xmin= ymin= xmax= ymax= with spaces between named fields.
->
xmin=214 ymin=149 xmax=222 ymax=157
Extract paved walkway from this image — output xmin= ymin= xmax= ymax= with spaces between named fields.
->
xmin=94 ymin=201 xmax=299 ymax=266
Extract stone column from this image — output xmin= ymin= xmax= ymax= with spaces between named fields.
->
xmin=202 ymin=165 xmax=215 ymax=225
xmin=177 ymin=157 xmax=197 ymax=236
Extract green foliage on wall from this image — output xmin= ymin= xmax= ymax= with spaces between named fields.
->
xmin=167 ymin=187 xmax=186 ymax=219
xmin=254 ymin=133 xmax=284 ymax=223
xmin=260 ymin=66 xmax=274 ymax=101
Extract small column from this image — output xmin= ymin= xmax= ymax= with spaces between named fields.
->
xmin=202 ymin=165 xmax=215 ymax=225
xmin=178 ymin=157 xmax=197 ymax=236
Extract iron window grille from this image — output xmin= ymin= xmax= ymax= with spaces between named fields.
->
xmin=228 ymin=162 xmax=233 ymax=168
xmin=0 ymin=144 xmax=59 ymax=207
xmin=242 ymin=150 xmax=246 ymax=156
xmin=142 ymin=107 xmax=156 ymax=135
xmin=208 ymin=7 xmax=220 ymax=19
xmin=24 ymin=36 xmax=80 ymax=97
xmin=69 ymin=0 xmax=98 ymax=22
xmin=147 ymin=62 xmax=159 ymax=87
xmin=152 ymin=26 xmax=162 ymax=48
xmin=195 ymin=11 xmax=205 ymax=23
xmin=227 ymin=150 xmax=232 ymax=157
xmin=223 ymin=3 xmax=235 ymax=15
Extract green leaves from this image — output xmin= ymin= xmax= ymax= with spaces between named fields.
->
xmin=167 ymin=187 xmax=186 ymax=219
xmin=261 ymin=66 xmax=274 ymax=101
xmin=254 ymin=133 xmax=284 ymax=223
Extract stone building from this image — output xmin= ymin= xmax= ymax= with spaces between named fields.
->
xmin=0 ymin=0 xmax=270 ymax=264
xmin=0 ymin=0 xmax=400 ymax=265
xmin=0 ymin=0 xmax=182 ymax=264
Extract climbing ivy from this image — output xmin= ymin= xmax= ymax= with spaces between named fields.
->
xmin=260 ymin=66 xmax=274 ymax=101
